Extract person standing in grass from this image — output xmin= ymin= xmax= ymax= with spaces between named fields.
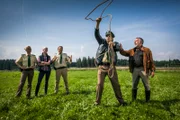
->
xmin=94 ymin=17 xmax=127 ymax=106
xmin=35 ymin=47 xmax=51 ymax=96
xmin=15 ymin=46 xmax=38 ymax=99
xmin=51 ymin=46 xmax=72 ymax=94
xmin=119 ymin=37 xmax=155 ymax=102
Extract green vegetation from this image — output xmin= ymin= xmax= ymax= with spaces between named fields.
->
xmin=0 ymin=70 xmax=180 ymax=120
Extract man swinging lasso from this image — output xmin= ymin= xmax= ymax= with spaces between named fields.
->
xmin=94 ymin=17 xmax=127 ymax=106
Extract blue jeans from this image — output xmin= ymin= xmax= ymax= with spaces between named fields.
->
xmin=35 ymin=70 xmax=51 ymax=96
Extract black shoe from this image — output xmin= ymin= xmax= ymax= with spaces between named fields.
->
xmin=26 ymin=96 xmax=32 ymax=99
xmin=120 ymin=102 xmax=127 ymax=106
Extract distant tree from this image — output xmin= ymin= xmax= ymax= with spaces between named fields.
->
xmin=87 ymin=56 xmax=91 ymax=67
xmin=82 ymin=57 xmax=88 ymax=67
xmin=70 ymin=62 xmax=77 ymax=67
xmin=91 ymin=57 xmax=96 ymax=67
xmin=76 ymin=58 xmax=82 ymax=68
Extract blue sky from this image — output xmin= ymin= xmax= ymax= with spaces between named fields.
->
xmin=0 ymin=0 xmax=180 ymax=61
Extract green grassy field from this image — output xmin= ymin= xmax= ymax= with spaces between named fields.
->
xmin=0 ymin=69 xmax=180 ymax=120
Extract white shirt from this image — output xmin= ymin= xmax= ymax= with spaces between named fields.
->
xmin=16 ymin=54 xmax=37 ymax=68
xmin=54 ymin=53 xmax=71 ymax=68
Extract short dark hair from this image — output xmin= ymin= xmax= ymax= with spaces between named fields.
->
xmin=58 ymin=46 xmax=63 ymax=49
xmin=105 ymin=31 xmax=115 ymax=38
xmin=136 ymin=37 xmax=144 ymax=44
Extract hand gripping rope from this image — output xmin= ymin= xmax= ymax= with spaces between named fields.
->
xmin=85 ymin=0 xmax=115 ymax=78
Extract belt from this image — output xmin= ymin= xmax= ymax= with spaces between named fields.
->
xmin=134 ymin=66 xmax=143 ymax=68
xmin=101 ymin=62 xmax=110 ymax=66
xmin=23 ymin=68 xmax=34 ymax=71
xmin=134 ymin=66 xmax=144 ymax=69
xmin=56 ymin=67 xmax=67 ymax=70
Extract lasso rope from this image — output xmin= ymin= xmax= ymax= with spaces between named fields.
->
xmin=85 ymin=0 xmax=113 ymax=21
xmin=85 ymin=0 xmax=113 ymax=31
xmin=85 ymin=0 xmax=115 ymax=78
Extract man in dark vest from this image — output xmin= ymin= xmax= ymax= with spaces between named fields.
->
xmin=35 ymin=47 xmax=51 ymax=96
xmin=120 ymin=37 xmax=155 ymax=102
xmin=94 ymin=17 xmax=126 ymax=106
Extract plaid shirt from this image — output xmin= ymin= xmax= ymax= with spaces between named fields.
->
xmin=38 ymin=55 xmax=51 ymax=71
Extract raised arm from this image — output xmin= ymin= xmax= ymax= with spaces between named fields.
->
xmin=95 ymin=18 xmax=104 ymax=45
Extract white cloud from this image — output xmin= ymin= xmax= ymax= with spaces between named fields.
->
xmin=0 ymin=45 xmax=24 ymax=59
xmin=154 ymin=51 xmax=180 ymax=61
xmin=80 ymin=45 xmax=84 ymax=52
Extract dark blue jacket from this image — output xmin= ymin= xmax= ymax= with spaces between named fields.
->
xmin=95 ymin=29 xmax=120 ymax=65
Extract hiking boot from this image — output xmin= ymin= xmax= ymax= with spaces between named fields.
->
xmin=132 ymin=89 xmax=137 ymax=101
xmin=145 ymin=90 xmax=150 ymax=102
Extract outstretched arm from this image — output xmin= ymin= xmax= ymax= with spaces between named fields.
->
xmin=119 ymin=43 xmax=131 ymax=57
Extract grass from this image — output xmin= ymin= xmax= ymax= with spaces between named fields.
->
xmin=0 ymin=69 xmax=180 ymax=120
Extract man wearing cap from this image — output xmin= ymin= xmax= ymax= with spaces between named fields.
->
xmin=94 ymin=17 xmax=126 ymax=106
xmin=120 ymin=37 xmax=155 ymax=102
xmin=35 ymin=47 xmax=51 ymax=96
xmin=15 ymin=46 xmax=38 ymax=99
xmin=51 ymin=46 xmax=72 ymax=94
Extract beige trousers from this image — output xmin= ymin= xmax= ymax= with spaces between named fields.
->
xmin=55 ymin=68 xmax=69 ymax=93
xmin=95 ymin=65 xmax=124 ymax=104
xmin=16 ymin=70 xmax=34 ymax=98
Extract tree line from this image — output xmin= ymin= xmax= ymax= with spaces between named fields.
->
xmin=0 ymin=57 xmax=180 ymax=70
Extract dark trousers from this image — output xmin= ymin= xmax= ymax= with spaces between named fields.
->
xmin=35 ymin=70 xmax=51 ymax=96
xmin=96 ymin=66 xmax=124 ymax=104
xmin=16 ymin=70 xmax=34 ymax=98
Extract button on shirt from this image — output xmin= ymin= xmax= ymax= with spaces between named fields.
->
xmin=16 ymin=54 xmax=37 ymax=68
xmin=133 ymin=49 xmax=143 ymax=67
xmin=54 ymin=53 xmax=70 ymax=68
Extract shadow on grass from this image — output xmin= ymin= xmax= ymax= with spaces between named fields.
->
xmin=153 ymin=99 xmax=180 ymax=117
xmin=135 ymin=99 xmax=180 ymax=118
xmin=71 ymin=90 xmax=94 ymax=95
